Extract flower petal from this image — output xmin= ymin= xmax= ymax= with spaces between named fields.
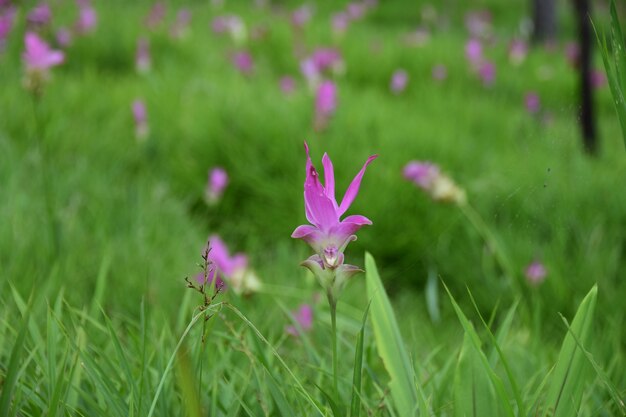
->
xmin=322 ymin=153 xmax=337 ymax=207
xmin=338 ymin=154 xmax=378 ymax=216
xmin=342 ymin=215 xmax=372 ymax=226
xmin=304 ymin=165 xmax=338 ymax=230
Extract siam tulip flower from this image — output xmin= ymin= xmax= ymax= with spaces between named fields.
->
xmin=132 ymin=99 xmax=149 ymax=141
xmin=301 ymin=58 xmax=321 ymax=90
xmin=232 ymin=50 xmax=253 ymax=75
xmin=390 ymin=69 xmax=408 ymax=94
xmin=291 ymin=5 xmax=312 ymax=28
xmin=331 ymin=12 xmax=349 ymax=36
xmin=508 ymin=39 xmax=528 ymax=66
xmin=432 ymin=64 xmax=447 ymax=81
xmin=204 ymin=167 xmax=228 ymax=205
xmin=22 ymin=32 xmax=64 ymax=94
xmin=479 ymin=60 xmax=495 ymax=86
xmin=314 ymin=80 xmax=336 ymax=131
xmin=591 ymin=69 xmax=606 ymax=89
xmin=145 ymin=2 xmax=166 ymax=29
xmin=27 ymin=3 xmax=52 ymax=28
xmin=286 ymin=304 xmax=313 ymax=336
xmin=465 ymin=38 xmax=483 ymax=68
xmin=211 ymin=15 xmax=246 ymax=44
xmin=292 ymin=142 xmax=377 ymax=276
xmin=310 ymin=47 xmax=344 ymax=74
xmin=346 ymin=2 xmax=366 ymax=20
xmin=279 ymin=76 xmax=296 ymax=95
xmin=170 ymin=8 xmax=191 ymax=39
xmin=75 ymin=0 xmax=97 ymax=34
xmin=525 ymin=260 xmax=547 ymax=286
xmin=199 ymin=235 xmax=261 ymax=295
xmin=525 ymin=92 xmax=540 ymax=114
xmin=403 ymin=161 xmax=466 ymax=204
xmin=464 ymin=9 xmax=492 ymax=39
xmin=564 ymin=41 xmax=580 ymax=68
xmin=55 ymin=27 xmax=72 ymax=47
xmin=135 ymin=38 xmax=151 ymax=73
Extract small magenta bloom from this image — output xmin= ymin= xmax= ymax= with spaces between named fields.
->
xmin=404 ymin=161 xmax=466 ymax=204
xmin=75 ymin=0 xmax=97 ymax=34
xmin=525 ymin=261 xmax=547 ymax=286
xmin=211 ymin=15 xmax=246 ymax=44
xmin=479 ymin=61 xmax=495 ymax=86
xmin=331 ymin=12 xmax=349 ymax=36
xmin=232 ymin=50 xmax=253 ymax=75
xmin=286 ymin=304 xmax=313 ymax=336
xmin=56 ymin=27 xmax=72 ymax=47
xmin=0 ymin=7 xmax=15 ymax=49
xmin=311 ymin=48 xmax=342 ymax=72
xmin=291 ymin=5 xmax=312 ymax=28
xmin=27 ymin=3 xmax=51 ymax=28
xmin=23 ymin=32 xmax=64 ymax=73
xmin=279 ymin=76 xmax=296 ymax=95
xmin=292 ymin=142 xmax=377 ymax=268
xmin=591 ymin=69 xmax=607 ymax=89
xmin=347 ymin=2 xmax=366 ymax=20
xmin=464 ymin=9 xmax=492 ymax=38
xmin=525 ymin=92 xmax=540 ymax=114
xmin=136 ymin=38 xmax=151 ymax=73
xmin=170 ymin=8 xmax=191 ymax=39
xmin=432 ymin=64 xmax=447 ymax=81
xmin=508 ymin=39 xmax=528 ymax=66
xmin=145 ymin=2 xmax=166 ymax=29
xmin=564 ymin=42 xmax=580 ymax=68
xmin=314 ymin=80 xmax=336 ymax=131
xmin=465 ymin=38 xmax=483 ymax=66
xmin=390 ymin=69 xmax=409 ymax=94
xmin=205 ymin=167 xmax=228 ymax=205
xmin=132 ymin=99 xmax=149 ymax=141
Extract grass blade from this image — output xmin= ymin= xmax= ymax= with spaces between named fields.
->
xmin=350 ymin=303 xmax=369 ymax=417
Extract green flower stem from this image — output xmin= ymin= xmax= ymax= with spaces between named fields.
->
xmin=327 ymin=290 xmax=339 ymax=401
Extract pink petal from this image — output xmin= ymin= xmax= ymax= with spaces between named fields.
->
xmin=291 ymin=224 xmax=318 ymax=238
xmin=338 ymin=155 xmax=378 ymax=216
xmin=342 ymin=215 xmax=372 ymax=226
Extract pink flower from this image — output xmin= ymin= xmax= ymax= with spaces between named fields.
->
xmin=0 ymin=7 xmax=15 ymax=48
xmin=508 ymin=39 xmax=528 ymax=65
xmin=27 ymin=3 xmax=51 ymax=27
xmin=314 ymin=80 xmax=336 ymax=130
xmin=403 ymin=161 xmax=440 ymax=189
xmin=464 ymin=9 xmax=492 ymax=38
xmin=346 ymin=2 xmax=366 ymax=20
xmin=291 ymin=5 xmax=312 ymax=28
xmin=432 ymin=64 xmax=447 ymax=81
xmin=564 ymin=42 xmax=580 ymax=68
xmin=145 ymin=2 xmax=166 ymax=29
xmin=279 ymin=76 xmax=296 ymax=95
xmin=465 ymin=38 xmax=482 ymax=67
xmin=232 ymin=50 xmax=253 ymax=75
xmin=132 ymin=99 xmax=149 ymax=141
xmin=404 ymin=161 xmax=466 ymax=204
xmin=286 ymin=304 xmax=313 ymax=336
xmin=479 ymin=61 xmax=495 ymax=86
xmin=75 ymin=0 xmax=97 ymax=34
xmin=331 ymin=12 xmax=349 ymax=35
xmin=525 ymin=92 xmax=540 ymax=114
xmin=56 ymin=27 xmax=72 ymax=47
xmin=205 ymin=167 xmax=228 ymax=204
xmin=135 ymin=38 xmax=151 ymax=73
xmin=22 ymin=32 xmax=64 ymax=72
xmin=591 ymin=70 xmax=606 ymax=89
xmin=292 ymin=142 xmax=377 ymax=268
xmin=390 ymin=69 xmax=409 ymax=94
xmin=170 ymin=8 xmax=191 ymax=39
xmin=211 ymin=15 xmax=245 ymax=43
xmin=525 ymin=261 xmax=547 ymax=286
xmin=310 ymin=48 xmax=342 ymax=72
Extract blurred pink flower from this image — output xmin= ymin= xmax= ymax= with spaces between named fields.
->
xmin=145 ymin=2 xmax=166 ymax=29
xmin=390 ymin=69 xmax=408 ymax=94
xmin=479 ymin=61 xmax=495 ymax=86
xmin=279 ymin=76 xmax=296 ymax=95
xmin=404 ymin=161 xmax=465 ymax=204
xmin=27 ymin=3 xmax=52 ymax=27
xmin=56 ymin=27 xmax=72 ymax=47
xmin=591 ymin=69 xmax=606 ymax=89
xmin=525 ymin=92 xmax=540 ymax=114
xmin=465 ymin=38 xmax=482 ymax=67
xmin=211 ymin=15 xmax=245 ymax=43
xmin=564 ymin=42 xmax=580 ymax=68
xmin=465 ymin=9 xmax=492 ymax=38
xmin=346 ymin=2 xmax=366 ymax=20
xmin=135 ymin=38 xmax=151 ymax=73
xmin=286 ymin=304 xmax=313 ymax=336
xmin=75 ymin=0 xmax=97 ymax=34
xmin=232 ymin=50 xmax=253 ymax=75
xmin=291 ymin=5 xmax=312 ymax=28
xmin=0 ymin=6 xmax=15 ymax=48
xmin=314 ymin=80 xmax=336 ymax=130
xmin=403 ymin=161 xmax=440 ymax=189
xmin=432 ymin=64 xmax=447 ymax=81
xmin=23 ymin=32 xmax=64 ymax=72
xmin=132 ymin=99 xmax=149 ymax=141
xmin=311 ymin=48 xmax=342 ymax=72
xmin=331 ymin=12 xmax=349 ymax=35
xmin=508 ymin=39 xmax=528 ymax=65
xmin=403 ymin=26 xmax=430 ymax=47
xmin=170 ymin=8 xmax=191 ymax=39
xmin=525 ymin=261 xmax=547 ymax=286
xmin=205 ymin=167 xmax=228 ymax=204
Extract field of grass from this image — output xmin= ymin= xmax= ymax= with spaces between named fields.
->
xmin=1 ymin=0 xmax=625 ymax=415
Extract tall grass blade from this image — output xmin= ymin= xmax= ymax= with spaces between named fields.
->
xmin=350 ymin=303 xmax=369 ymax=417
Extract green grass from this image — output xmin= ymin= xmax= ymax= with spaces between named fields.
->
xmin=1 ymin=0 xmax=625 ymax=415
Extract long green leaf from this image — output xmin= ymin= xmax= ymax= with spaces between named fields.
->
xmin=365 ymin=253 xmax=425 ymax=416
xmin=544 ymin=285 xmax=597 ymax=417
xmin=350 ymin=303 xmax=369 ymax=417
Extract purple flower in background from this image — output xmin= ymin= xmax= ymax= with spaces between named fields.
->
xmin=465 ymin=9 xmax=492 ymax=38
xmin=27 ymin=3 xmax=52 ymax=27
xmin=232 ymin=50 xmax=253 ymax=75
xmin=199 ymin=235 xmax=261 ymax=295
xmin=331 ymin=12 xmax=349 ymax=36
xmin=56 ymin=27 xmax=72 ymax=47
xmin=403 ymin=26 xmax=430 ymax=47
xmin=135 ymin=38 xmax=151 ymax=73
xmin=205 ymin=167 xmax=228 ymax=205
xmin=591 ymin=69 xmax=606 ymax=89
xmin=292 ymin=142 xmax=377 ymax=268
xmin=508 ymin=39 xmax=528 ymax=66
xmin=286 ymin=304 xmax=313 ymax=336
xmin=23 ymin=32 xmax=64 ymax=73
xmin=170 ymin=8 xmax=191 ymax=39
xmin=525 ymin=92 xmax=540 ymax=114
xmin=279 ymin=76 xmax=296 ymax=95
xmin=314 ymin=80 xmax=336 ymax=131
xmin=404 ymin=161 xmax=466 ymax=204
xmin=390 ymin=69 xmax=408 ymax=94
xmin=564 ymin=41 xmax=580 ymax=68
xmin=75 ymin=0 xmax=97 ymax=34
xmin=432 ymin=64 xmax=447 ymax=81
xmin=211 ymin=15 xmax=246 ymax=43
xmin=132 ymin=99 xmax=149 ymax=141
xmin=145 ymin=2 xmax=166 ymax=29
xmin=525 ymin=261 xmax=547 ymax=286
xmin=346 ymin=2 xmax=366 ymax=20
xmin=0 ymin=6 xmax=15 ymax=48
xmin=465 ymin=38 xmax=483 ymax=67
xmin=311 ymin=48 xmax=342 ymax=72
xmin=291 ymin=5 xmax=312 ymax=28
xmin=479 ymin=61 xmax=495 ymax=86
